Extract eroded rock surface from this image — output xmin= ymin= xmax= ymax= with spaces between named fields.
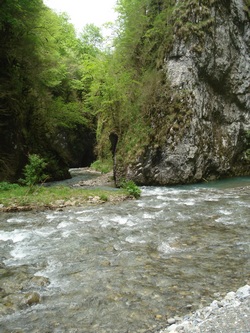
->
xmin=126 ymin=0 xmax=250 ymax=185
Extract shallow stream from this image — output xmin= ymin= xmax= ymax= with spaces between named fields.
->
xmin=0 ymin=177 xmax=249 ymax=332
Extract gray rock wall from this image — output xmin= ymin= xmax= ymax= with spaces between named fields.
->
xmin=126 ymin=0 xmax=250 ymax=185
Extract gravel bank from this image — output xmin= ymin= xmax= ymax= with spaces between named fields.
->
xmin=158 ymin=285 xmax=250 ymax=333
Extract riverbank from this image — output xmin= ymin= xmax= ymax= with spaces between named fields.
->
xmin=157 ymin=285 xmax=250 ymax=333
xmin=0 ymin=169 xmax=131 ymax=212
xmin=0 ymin=178 xmax=249 ymax=332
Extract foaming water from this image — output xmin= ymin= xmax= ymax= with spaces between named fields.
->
xmin=0 ymin=178 xmax=249 ymax=333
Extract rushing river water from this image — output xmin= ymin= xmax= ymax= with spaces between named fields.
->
xmin=0 ymin=178 xmax=250 ymax=333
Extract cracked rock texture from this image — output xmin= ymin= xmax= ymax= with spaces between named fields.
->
xmin=126 ymin=0 xmax=250 ymax=185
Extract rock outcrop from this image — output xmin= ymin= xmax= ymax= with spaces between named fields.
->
xmin=124 ymin=0 xmax=250 ymax=185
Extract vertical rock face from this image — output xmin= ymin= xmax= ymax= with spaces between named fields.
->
xmin=127 ymin=0 xmax=250 ymax=185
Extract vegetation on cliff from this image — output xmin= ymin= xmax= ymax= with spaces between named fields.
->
xmin=0 ymin=0 xmax=249 ymax=185
xmin=0 ymin=0 xmax=99 ymax=181
xmin=91 ymin=0 xmax=250 ymax=184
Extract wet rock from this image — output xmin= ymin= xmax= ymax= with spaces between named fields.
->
xmin=2 ymin=279 xmax=23 ymax=295
xmin=30 ymin=276 xmax=50 ymax=287
xmin=3 ymin=291 xmax=41 ymax=310
xmin=24 ymin=291 xmax=41 ymax=306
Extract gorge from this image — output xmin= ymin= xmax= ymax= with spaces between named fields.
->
xmin=0 ymin=0 xmax=249 ymax=185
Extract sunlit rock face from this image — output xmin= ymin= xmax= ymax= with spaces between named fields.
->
xmin=126 ymin=0 xmax=250 ymax=185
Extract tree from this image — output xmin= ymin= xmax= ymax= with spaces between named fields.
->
xmin=89 ymin=0 xmax=176 ymax=171
xmin=0 ymin=1 xmax=98 ymax=181
xmin=79 ymin=24 xmax=104 ymax=55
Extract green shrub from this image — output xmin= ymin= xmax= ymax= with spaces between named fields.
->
xmin=19 ymin=154 xmax=48 ymax=190
xmin=99 ymin=193 xmax=108 ymax=202
xmin=120 ymin=179 xmax=141 ymax=199
xmin=0 ymin=182 xmax=20 ymax=191
xmin=90 ymin=159 xmax=113 ymax=174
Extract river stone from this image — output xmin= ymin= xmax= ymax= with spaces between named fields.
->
xmin=224 ymin=291 xmax=236 ymax=301
xmin=236 ymin=284 xmax=250 ymax=299
xmin=30 ymin=276 xmax=50 ymax=287
xmin=167 ymin=318 xmax=176 ymax=325
xmin=166 ymin=324 xmax=178 ymax=332
xmin=24 ymin=291 xmax=41 ymax=306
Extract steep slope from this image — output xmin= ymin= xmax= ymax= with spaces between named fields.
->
xmin=115 ymin=0 xmax=250 ymax=185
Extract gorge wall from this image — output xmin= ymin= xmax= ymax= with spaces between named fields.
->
xmin=120 ymin=0 xmax=250 ymax=185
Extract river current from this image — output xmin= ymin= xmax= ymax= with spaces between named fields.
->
xmin=0 ymin=178 xmax=249 ymax=333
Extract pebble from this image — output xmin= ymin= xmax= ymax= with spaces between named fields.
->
xmin=158 ymin=285 xmax=250 ymax=333
xmin=167 ymin=318 xmax=176 ymax=325
xmin=236 ymin=285 xmax=250 ymax=299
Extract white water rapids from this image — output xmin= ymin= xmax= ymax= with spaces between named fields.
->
xmin=0 ymin=178 xmax=249 ymax=332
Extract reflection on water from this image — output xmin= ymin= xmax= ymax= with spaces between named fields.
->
xmin=0 ymin=178 xmax=249 ymax=333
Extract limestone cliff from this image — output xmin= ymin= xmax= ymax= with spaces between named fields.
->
xmin=122 ymin=0 xmax=250 ymax=185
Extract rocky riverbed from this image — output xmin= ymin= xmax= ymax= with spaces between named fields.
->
xmin=1 ymin=176 xmax=249 ymax=332
xmin=158 ymin=285 xmax=250 ymax=333
xmin=73 ymin=168 xmax=114 ymax=187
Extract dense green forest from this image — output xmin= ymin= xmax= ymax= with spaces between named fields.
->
xmin=0 ymin=0 xmax=180 ymax=181
xmin=1 ymin=0 xmax=249 ymax=183
xmin=0 ymin=0 xmax=102 ymax=181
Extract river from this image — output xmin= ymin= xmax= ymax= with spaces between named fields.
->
xmin=0 ymin=177 xmax=249 ymax=333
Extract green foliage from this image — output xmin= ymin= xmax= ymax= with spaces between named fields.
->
xmin=79 ymin=24 xmax=104 ymax=55
xmin=245 ymin=149 xmax=250 ymax=161
xmin=243 ymin=0 xmax=250 ymax=14
xmin=90 ymin=159 xmax=113 ymax=174
xmin=0 ymin=182 xmax=20 ymax=191
xmin=99 ymin=193 xmax=108 ymax=202
xmin=45 ymin=98 xmax=88 ymax=130
xmin=4 ymin=0 xmax=246 ymax=184
xmin=0 ymin=184 xmax=127 ymax=210
xmin=19 ymin=154 xmax=48 ymax=189
xmin=173 ymin=0 xmax=215 ymax=49
xmin=0 ymin=0 xmax=102 ymax=181
xmin=245 ymin=130 xmax=250 ymax=141
xmin=88 ymin=0 xmax=179 ymax=169
xmin=120 ymin=179 xmax=141 ymax=199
